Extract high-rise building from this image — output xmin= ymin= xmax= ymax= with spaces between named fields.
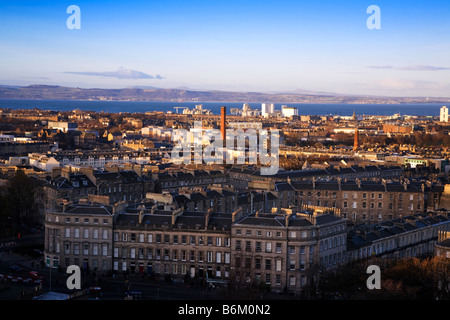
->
xmin=440 ymin=106 xmax=448 ymax=122
xmin=261 ymin=103 xmax=274 ymax=118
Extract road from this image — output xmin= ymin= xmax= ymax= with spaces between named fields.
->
xmin=0 ymin=250 xmax=225 ymax=300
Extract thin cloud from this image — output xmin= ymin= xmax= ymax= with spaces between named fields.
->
xmin=367 ymin=65 xmax=394 ymax=69
xmin=396 ymin=65 xmax=450 ymax=71
xmin=376 ymin=78 xmax=450 ymax=91
xmin=64 ymin=67 xmax=164 ymax=79
xmin=367 ymin=64 xmax=450 ymax=71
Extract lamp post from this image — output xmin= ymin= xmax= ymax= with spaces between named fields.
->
xmin=49 ymin=257 xmax=52 ymax=292
xmin=46 ymin=256 xmax=53 ymax=292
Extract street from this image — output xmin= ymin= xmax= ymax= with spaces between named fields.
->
xmin=0 ymin=249 xmax=225 ymax=300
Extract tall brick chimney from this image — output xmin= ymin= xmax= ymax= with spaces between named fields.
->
xmin=353 ymin=128 xmax=359 ymax=151
xmin=221 ymin=106 xmax=226 ymax=144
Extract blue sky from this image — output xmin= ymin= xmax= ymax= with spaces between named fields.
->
xmin=1 ymin=0 xmax=449 ymax=97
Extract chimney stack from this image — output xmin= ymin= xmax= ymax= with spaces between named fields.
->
xmin=232 ymin=207 xmax=243 ymax=223
xmin=353 ymin=128 xmax=359 ymax=151
xmin=285 ymin=213 xmax=291 ymax=227
xmin=205 ymin=210 xmax=211 ymax=228
xmin=171 ymin=208 xmax=184 ymax=225
xmin=221 ymin=106 xmax=226 ymax=145
xmin=139 ymin=210 xmax=144 ymax=224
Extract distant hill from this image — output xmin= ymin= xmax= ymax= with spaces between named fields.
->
xmin=0 ymin=84 xmax=449 ymax=104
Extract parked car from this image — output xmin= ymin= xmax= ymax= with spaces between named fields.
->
xmin=29 ymin=271 xmax=44 ymax=280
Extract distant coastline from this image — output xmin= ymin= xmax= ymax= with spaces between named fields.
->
xmin=0 ymin=84 xmax=449 ymax=106
xmin=0 ymin=98 xmax=444 ymax=117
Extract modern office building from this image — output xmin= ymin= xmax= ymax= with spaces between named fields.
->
xmin=281 ymin=106 xmax=298 ymax=118
xmin=440 ymin=106 xmax=448 ymax=122
xmin=261 ymin=103 xmax=275 ymax=118
xmin=48 ymin=121 xmax=78 ymax=133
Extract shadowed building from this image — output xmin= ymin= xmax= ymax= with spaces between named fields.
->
xmin=43 ymin=201 xmax=122 ymax=271
xmin=231 ymin=210 xmax=347 ymax=296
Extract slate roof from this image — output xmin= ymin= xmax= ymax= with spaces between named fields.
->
xmin=48 ymin=174 xmax=95 ymax=190
xmin=118 ymin=170 xmax=142 ymax=183
xmin=235 ymin=214 xmax=286 ymax=227
xmin=347 ymin=213 xmax=449 ymax=250
xmin=289 ymin=218 xmax=314 ymax=227
xmin=94 ymin=171 xmax=120 ymax=181
xmin=114 ymin=210 xmax=233 ymax=230
xmin=291 ymin=180 xmax=426 ymax=193
xmin=275 ymin=182 xmax=295 ymax=192
xmin=64 ymin=204 xmax=113 ymax=215
xmin=438 ymin=238 xmax=450 ymax=248
xmin=315 ymin=214 xmax=342 ymax=225
xmin=272 ymin=169 xmax=328 ymax=179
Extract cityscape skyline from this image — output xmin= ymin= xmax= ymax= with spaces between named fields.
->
xmin=0 ymin=1 xmax=449 ymax=303
xmin=1 ymin=1 xmax=450 ymax=97
xmin=0 ymin=89 xmax=449 ymax=301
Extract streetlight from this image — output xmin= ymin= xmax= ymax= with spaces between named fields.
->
xmin=46 ymin=256 xmax=57 ymax=292
xmin=46 ymin=256 xmax=52 ymax=292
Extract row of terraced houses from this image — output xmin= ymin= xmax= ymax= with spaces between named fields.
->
xmin=44 ymin=197 xmax=449 ymax=296
xmin=42 ymin=165 xmax=450 ymax=295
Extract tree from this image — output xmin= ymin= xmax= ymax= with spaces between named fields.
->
xmin=319 ymin=256 xmax=450 ymax=300
xmin=0 ymin=169 xmax=45 ymax=237
xmin=220 ymin=253 xmax=271 ymax=300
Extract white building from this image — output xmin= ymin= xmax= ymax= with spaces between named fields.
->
xmin=182 ymin=104 xmax=212 ymax=115
xmin=261 ymin=103 xmax=275 ymax=118
xmin=281 ymin=105 xmax=298 ymax=117
xmin=48 ymin=121 xmax=78 ymax=132
xmin=0 ymin=135 xmax=14 ymax=142
xmin=27 ymin=153 xmax=61 ymax=172
xmin=239 ymin=104 xmax=260 ymax=117
xmin=440 ymin=106 xmax=448 ymax=122
xmin=141 ymin=126 xmax=173 ymax=141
